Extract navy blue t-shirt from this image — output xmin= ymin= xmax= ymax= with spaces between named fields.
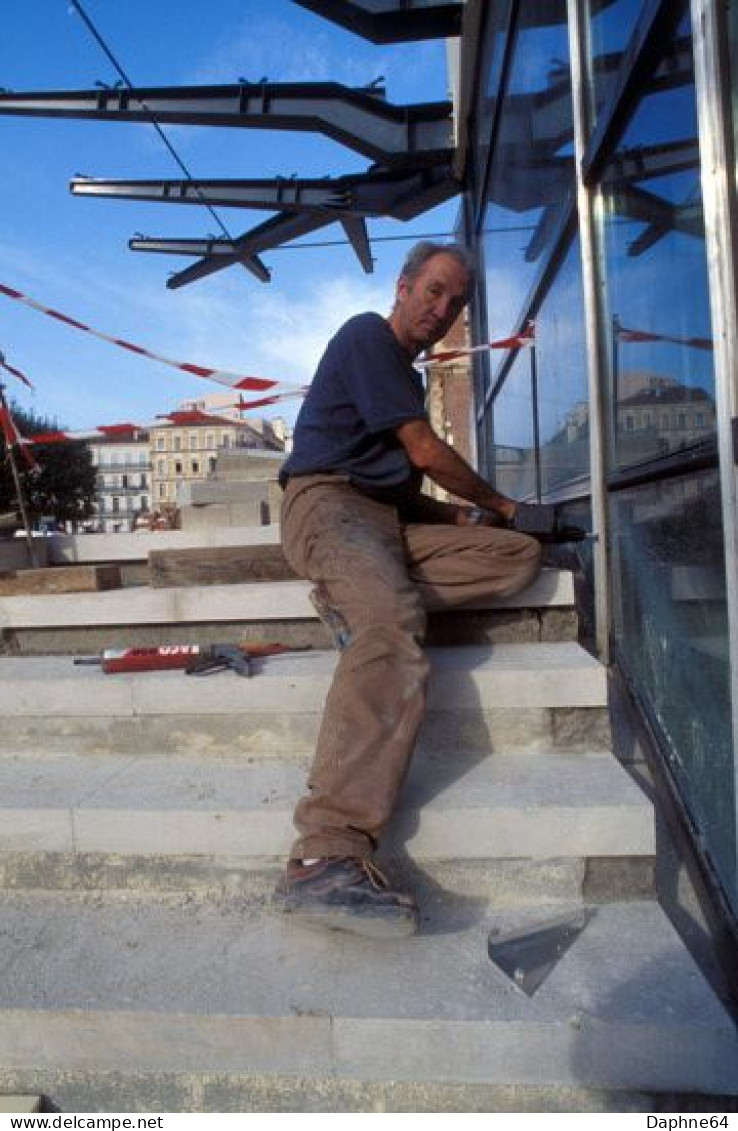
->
xmin=280 ymin=312 xmax=428 ymax=492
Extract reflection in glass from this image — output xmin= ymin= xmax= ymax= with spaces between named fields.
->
xmin=482 ymin=0 xmax=575 ymax=357
xmin=471 ymin=0 xmax=514 ymax=201
xmin=588 ymin=0 xmax=643 ymax=121
xmin=728 ymin=0 xmax=738 ymax=184
xmin=612 ymin=471 xmax=735 ymax=906
xmin=599 ymin=3 xmax=716 ymax=471
xmin=535 ymin=238 xmax=589 ymax=492
xmin=489 ymin=352 xmax=537 ymax=500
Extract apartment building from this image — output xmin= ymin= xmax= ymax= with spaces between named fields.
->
xmin=88 ymin=432 xmax=151 ymax=534
xmin=148 ymin=410 xmax=283 ymax=509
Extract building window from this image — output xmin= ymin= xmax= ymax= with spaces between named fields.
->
xmin=191 ymin=461 xmax=199 ymax=474
xmin=174 ymin=461 xmax=183 ymax=475
xmin=156 ymin=438 xmax=165 ymax=451
xmin=174 ymin=437 xmax=182 ymax=452
xmin=190 ymin=435 xmax=198 ymax=450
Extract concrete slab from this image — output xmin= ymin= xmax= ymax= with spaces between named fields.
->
xmin=0 ymin=569 xmax=574 ymax=628
xmin=48 ymin=526 xmax=281 ymax=564
xmin=0 ymin=1096 xmax=41 ymax=1113
xmin=0 ymin=895 xmax=733 ymax=1093
xmin=0 ymin=751 xmax=652 ymax=861
xmin=0 ymin=642 xmax=606 ymax=720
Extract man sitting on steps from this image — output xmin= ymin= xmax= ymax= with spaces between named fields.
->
xmin=273 ymin=240 xmax=554 ymax=939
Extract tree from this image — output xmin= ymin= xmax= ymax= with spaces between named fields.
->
xmin=0 ymin=401 xmax=96 ymax=526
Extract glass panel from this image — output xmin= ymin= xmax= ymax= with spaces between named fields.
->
xmin=612 ymin=471 xmax=735 ymax=902
xmin=729 ymin=0 xmax=738 ymax=184
xmin=587 ymin=0 xmax=643 ymax=122
xmin=489 ymin=351 xmax=538 ymax=500
xmin=471 ymin=0 xmax=514 ymax=208
xmin=599 ymin=3 xmax=717 ymax=473
xmin=535 ymin=238 xmax=590 ymax=492
xmin=482 ymin=0 xmax=575 ymax=393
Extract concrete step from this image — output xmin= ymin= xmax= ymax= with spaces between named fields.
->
xmin=47 ymin=525 xmax=281 ymax=566
xmin=0 ymin=1096 xmax=41 ymax=1114
xmin=0 ymin=750 xmax=653 ymax=898
xmin=0 ymin=568 xmax=579 ymax=653
xmin=0 ymin=643 xmax=610 ymax=756
xmin=0 ymin=892 xmax=734 ymax=1110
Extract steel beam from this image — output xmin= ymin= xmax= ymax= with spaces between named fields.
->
xmin=0 ymin=81 xmax=453 ymax=166
xmin=129 ymin=210 xmax=375 ymax=288
xmin=292 ymin=0 xmax=617 ymax=42
xmin=291 ymin=1 xmax=463 ymax=43
xmin=340 ymin=216 xmax=373 ymax=272
xmin=70 ymin=164 xmax=460 ymax=221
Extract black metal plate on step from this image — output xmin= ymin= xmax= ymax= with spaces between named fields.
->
xmin=488 ymin=908 xmax=593 ymax=996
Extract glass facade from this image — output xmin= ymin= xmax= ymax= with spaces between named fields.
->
xmin=598 ymin=7 xmax=715 ymax=471
xmin=469 ymin=0 xmax=737 ymax=912
xmin=612 ymin=470 xmax=734 ymax=889
xmin=476 ymin=0 xmax=576 ymax=408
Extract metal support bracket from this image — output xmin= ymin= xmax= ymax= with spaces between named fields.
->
xmin=0 ymin=82 xmax=453 ymax=166
xmin=71 ymin=164 xmax=460 ymax=222
xmin=291 ymin=0 xmax=463 ymax=43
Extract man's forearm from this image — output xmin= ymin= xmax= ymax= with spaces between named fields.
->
xmin=397 ymin=492 xmax=463 ymax=525
xmin=397 ymin=421 xmax=516 ymax=521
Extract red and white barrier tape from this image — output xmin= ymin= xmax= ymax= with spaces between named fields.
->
xmin=0 ymin=402 xmax=38 ymax=467
xmin=0 ymin=282 xmax=303 ymax=394
xmin=616 ymin=323 xmax=713 ymax=352
xmin=424 ymin=322 xmax=536 ymax=365
xmin=0 ymin=355 xmax=34 ymax=389
xmin=24 ymin=399 xmax=303 ymax=445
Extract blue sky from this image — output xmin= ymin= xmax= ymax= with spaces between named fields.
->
xmin=0 ymin=0 xmax=458 ymax=430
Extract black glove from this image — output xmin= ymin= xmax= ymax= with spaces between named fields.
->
xmin=510 ymin=502 xmax=556 ymax=536
xmin=511 ymin=503 xmax=588 ymax=542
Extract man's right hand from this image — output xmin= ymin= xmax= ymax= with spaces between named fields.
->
xmin=511 ymin=503 xmax=588 ymax=542
xmin=510 ymin=502 xmax=557 ymax=536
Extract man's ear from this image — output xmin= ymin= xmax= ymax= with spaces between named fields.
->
xmin=395 ymin=274 xmax=410 ymax=306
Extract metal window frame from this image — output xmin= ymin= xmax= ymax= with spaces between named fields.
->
xmin=581 ymin=0 xmax=688 ymax=185
xmin=567 ymin=0 xmax=612 ymax=661
xmin=691 ymin=0 xmax=738 ymax=913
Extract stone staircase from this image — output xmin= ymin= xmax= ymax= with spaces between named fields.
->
xmin=0 ymin=544 xmax=736 ymax=1112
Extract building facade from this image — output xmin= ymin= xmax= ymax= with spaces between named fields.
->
xmin=458 ymin=0 xmax=738 ymax=918
xmin=148 ymin=411 xmax=283 ymax=510
xmin=88 ymin=433 xmax=151 ymax=533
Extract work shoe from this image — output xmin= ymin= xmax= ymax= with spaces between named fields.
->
xmin=272 ymin=857 xmax=419 ymax=939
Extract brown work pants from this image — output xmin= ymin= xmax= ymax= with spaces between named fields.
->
xmin=280 ymin=474 xmax=542 ymax=861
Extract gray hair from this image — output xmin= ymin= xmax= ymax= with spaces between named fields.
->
xmin=399 ymin=240 xmax=477 ymax=296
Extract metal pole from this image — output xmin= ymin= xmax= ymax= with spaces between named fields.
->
xmin=0 ymin=382 xmax=37 ymax=568
xmin=691 ymin=0 xmax=738 ymax=915
xmin=567 ymin=0 xmax=613 ymax=663
xmin=530 ymin=343 xmax=542 ymax=501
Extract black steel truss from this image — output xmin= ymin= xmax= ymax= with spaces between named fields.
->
xmin=291 ymin=0 xmax=463 ymax=43
xmin=119 ymin=163 xmax=459 ymax=286
xmin=0 ymin=81 xmax=453 ymax=167
xmin=131 ymin=211 xmax=349 ymax=289
xmin=70 ymin=164 xmax=459 ymax=221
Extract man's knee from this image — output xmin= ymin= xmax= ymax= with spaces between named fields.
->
xmin=353 ymin=582 xmax=427 ymax=643
xmin=502 ymin=531 xmax=543 ymax=594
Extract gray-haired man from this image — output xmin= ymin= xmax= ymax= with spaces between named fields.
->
xmin=274 ymin=241 xmax=547 ymax=938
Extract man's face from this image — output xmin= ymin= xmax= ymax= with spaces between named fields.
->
xmin=390 ymin=252 xmax=471 ymax=356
